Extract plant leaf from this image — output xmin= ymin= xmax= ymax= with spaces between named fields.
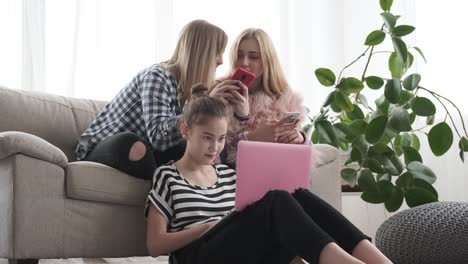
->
xmin=389 ymin=52 xmax=405 ymax=79
xmin=315 ymin=120 xmax=337 ymax=146
xmin=361 ymin=191 xmax=385 ymax=204
xmin=322 ymin=92 xmax=334 ymax=107
xmin=406 ymin=52 xmax=415 ymax=69
xmin=394 ymin=133 xmax=412 ymax=156
xmin=396 ymin=171 xmax=414 ymax=190
xmin=315 ymin=68 xmax=336 ymax=87
xmin=334 ymin=90 xmax=354 ymax=112
xmin=311 ymin=128 xmax=320 ymax=144
xmin=411 ymin=96 xmax=436 ymax=116
xmin=402 ymin=146 xmax=423 ymax=165
xmin=348 ymin=120 xmax=368 ymax=138
xmin=410 ymin=133 xmax=421 ymax=151
xmin=376 ymin=173 xmax=391 ymax=181
xmin=413 ymin=46 xmax=427 ymax=63
xmin=365 ymin=30 xmax=386 ymax=46
xmin=380 ymin=0 xmax=393 ymax=11
xmin=405 ymin=187 xmax=438 ymax=208
xmin=392 ymin=37 xmax=408 ymax=62
xmin=384 ymin=78 xmax=402 ymax=104
xmin=402 ymin=73 xmax=421 ymax=91
xmin=366 ymin=116 xmax=388 ymax=144
xmin=407 ymin=161 xmax=437 ymax=184
xmin=358 ymin=169 xmax=378 ymax=192
xmin=353 ymin=135 xmax=370 ymax=157
xmin=398 ymin=90 xmax=413 ymax=108
xmin=375 ymin=95 xmax=390 ymax=113
xmin=378 ymin=153 xmax=404 ymax=176
xmin=365 ymin=76 xmax=385 ymax=90
xmin=426 ymin=115 xmax=435 ymax=125
xmin=368 ymin=158 xmax=387 ymax=174
xmin=428 ymin=122 xmax=453 ymax=156
xmin=350 ymin=147 xmax=364 ymax=163
xmin=392 ymin=25 xmax=415 ymax=37
xmin=381 ymin=12 xmax=396 ymax=31
xmin=337 ymin=77 xmax=364 ymax=94
xmin=377 ymin=181 xmax=404 ymax=212
xmin=358 ymin=93 xmax=370 ymax=109
xmin=388 ymin=107 xmax=412 ymax=132
xmin=334 ymin=123 xmax=352 ymax=141
xmin=371 ymin=143 xmax=393 ymax=154
xmin=413 ymin=178 xmax=438 ymax=199
xmin=459 ymin=136 xmax=468 ymax=151
xmin=347 ymin=104 xmax=365 ymax=120
xmin=341 ymin=168 xmax=358 ymax=186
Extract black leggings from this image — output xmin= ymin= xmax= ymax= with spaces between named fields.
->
xmin=173 ymin=189 xmax=370 ymax=264
xmin=83 ymin=132 xmax=185 ymax=180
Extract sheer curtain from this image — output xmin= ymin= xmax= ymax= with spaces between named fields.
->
xmin=0 ymin=0 xmax=342 ymax=107
xmin=413 ymin=0 xmax=468 ymax=202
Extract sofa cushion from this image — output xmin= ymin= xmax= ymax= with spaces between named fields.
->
xmin=0 ymin=131 xmax=68 ymax=167
xmin=0 ymin=86 xmax=107 ymax=162
xmin=66 ymin=161 xmax=151 ymax=206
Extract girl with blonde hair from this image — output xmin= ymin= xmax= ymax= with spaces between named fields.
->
xmin=75 ymin=20 xmax=249 ymax=180
xmin=221 ymin=28 xmax=307 ymax=166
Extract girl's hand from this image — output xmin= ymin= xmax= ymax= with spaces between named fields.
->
xmin=247 ymin=119 xmax=295 ymax=142
xmin=222 ymin=81 xmax=249 ymax=117
xmin=203 ymin=220 xmax=220 ymax=231
xmin=209 ymin=80 xmax=244 ymax=105
xmin=276 ymin=127 xmax=305 ymax=144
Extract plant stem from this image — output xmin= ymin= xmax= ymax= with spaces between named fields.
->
xmin=419 ymin=86 xmax=468 ymax=137
xmin=372 ymin=51 xmax=393 ymax=55
xmin=337 ymin=46 xmax=371 ymax=82
xmin=361 ymin=45 xmax=376 ymax=82
xmin=361 ymin=24 xmax=386 ymax=82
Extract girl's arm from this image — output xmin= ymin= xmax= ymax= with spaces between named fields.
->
xmin=146 ymin=205 xmax=215 ymax=257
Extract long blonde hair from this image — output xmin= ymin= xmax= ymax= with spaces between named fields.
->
xmin=163 ymin=20 xmax=227 ymax=100
xmin=229 ymin=28 xmax=289 ymax=97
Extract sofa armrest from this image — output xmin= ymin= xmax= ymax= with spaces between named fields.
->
xmin=0 ymin=131 xmax=68 ymax=168
xmin=310 ymin=144 xmax=342 ymax=211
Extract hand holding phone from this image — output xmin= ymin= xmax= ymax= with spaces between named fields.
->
xmin=230 ymin=68 xmax=255 ymax=87
xmin=280 ymin=112 xmax=301 ymax=126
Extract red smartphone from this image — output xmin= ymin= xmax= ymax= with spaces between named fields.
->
xmin=230 ymin=68 xmax=255 ymax=87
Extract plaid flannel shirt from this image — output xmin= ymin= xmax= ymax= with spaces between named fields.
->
xmin=75 ymin=64 xmax=184 ymax=160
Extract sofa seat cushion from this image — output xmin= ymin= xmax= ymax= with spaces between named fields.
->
xmin=66 ymin=161 xmax=151 ymax=206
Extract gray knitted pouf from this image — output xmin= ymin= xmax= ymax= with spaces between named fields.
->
xmin=375 ymin=202 xmax=468 ymax=264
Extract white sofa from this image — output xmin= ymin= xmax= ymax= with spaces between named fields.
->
xmin=0 ymin=86 xmax=341 ymax=263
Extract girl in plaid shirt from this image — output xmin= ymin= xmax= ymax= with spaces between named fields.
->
xmin=75 ymin=20 xmax=249 ymax=180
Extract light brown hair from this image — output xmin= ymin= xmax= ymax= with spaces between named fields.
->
xmin=182 ymin=84 xmax=227 ymax=127
xmin=163 ymin=20 xmax=228 ymax=100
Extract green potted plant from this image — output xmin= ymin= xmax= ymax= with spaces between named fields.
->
xmin=308 ymin=0 xmax=468 ymax=212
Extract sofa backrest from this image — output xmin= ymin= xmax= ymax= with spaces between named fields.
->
xmin=0 ymin=86 xmax=107 ymax=161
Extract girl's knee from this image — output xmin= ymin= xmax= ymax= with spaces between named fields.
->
xmin=129 ymin=141 xmax=147 ymax=161
xmin=265 ymin=190 xmax=293 ymax=202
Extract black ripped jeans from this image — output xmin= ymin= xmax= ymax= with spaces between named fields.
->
xmin=83 ymin=132 xmax=185 ymax=180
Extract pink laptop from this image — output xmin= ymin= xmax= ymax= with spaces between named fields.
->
xmin=199 ymin=141 xmax=312 ymax=240
xmin=234 ymin=140 xmax=313 ymax=211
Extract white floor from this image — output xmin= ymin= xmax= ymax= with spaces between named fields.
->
xmin=1 ymin=257 xmax=168 ymax=264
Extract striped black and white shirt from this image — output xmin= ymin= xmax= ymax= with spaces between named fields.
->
xmin=145 ymin=162 xmax=236 ymax=232
xmin=75 ymin=64 xmax=184 ymax=160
